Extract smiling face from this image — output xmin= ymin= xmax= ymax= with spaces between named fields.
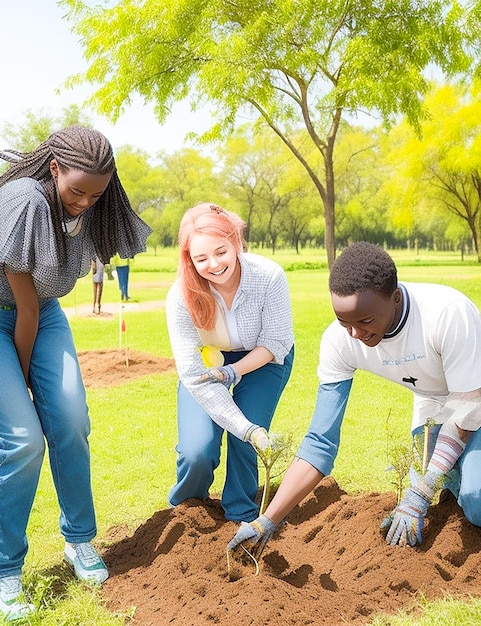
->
xmin=331 ymin=288 xmax=401 ymax=347
xmin=189 ymin=233 xmax=240 ymax=289
xmin=50 ymin=159 xmax=112 ymax=217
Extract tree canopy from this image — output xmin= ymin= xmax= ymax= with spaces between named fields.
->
xmin=386 ymin=81 xmax=481 ymax=260
xmin=62 ymin=0 xmax=476 ymax=265
xmin=3 ymin=95 xmax=481 ymax=259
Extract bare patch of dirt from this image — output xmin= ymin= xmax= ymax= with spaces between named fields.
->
xmin=77 ymin=349 xmax=175 ymax=387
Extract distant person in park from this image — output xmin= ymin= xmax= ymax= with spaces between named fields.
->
xmin=166 ymin=202 xmax=294 ymax=523
xmin=113 ymin=253 xmax=131 ymax=301
xmin=91 ymin=256 xmax=105 ymax=314
xmin=0 ymin=125 xmax=151 ymax=621
xmin=228 ymin=242 xmax=481 ymax=556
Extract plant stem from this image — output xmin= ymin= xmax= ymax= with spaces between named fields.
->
xmin=259 ymin=466 xmax=271 ymax=515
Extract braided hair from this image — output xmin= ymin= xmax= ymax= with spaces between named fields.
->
xmin=0 ymin=125 xmax=150 ymax=265
xmin=329 ymin=242 xmax=398 ymax=297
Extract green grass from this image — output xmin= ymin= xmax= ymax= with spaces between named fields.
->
xmin=370 ymin=595 xmax=481 ymax=625
xmin=4 ymin=248 xmax=481 ymax=625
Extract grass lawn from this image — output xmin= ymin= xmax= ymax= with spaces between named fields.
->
xmin=4 ymin=247 xmax=481 ymax=625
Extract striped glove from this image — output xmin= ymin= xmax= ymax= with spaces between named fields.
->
xmin=381 ymin=478 xmax=432 ymax=546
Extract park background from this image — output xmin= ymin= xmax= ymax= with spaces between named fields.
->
xmin=1 ymin=0 xmax=481 ymax=624
xmin=3 ymin=249 xmax=479 ymax=625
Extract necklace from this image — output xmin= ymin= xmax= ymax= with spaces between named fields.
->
xmin=63 ymin=214 xmax=84 ymax=236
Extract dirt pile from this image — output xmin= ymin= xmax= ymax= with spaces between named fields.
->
xmin=78 ymin=349 xmax=175 ymax=387
xmin=100 ymin=479 xmax=481 ymax=625
xmin=77 ymin=350 xmax=481 ymax=625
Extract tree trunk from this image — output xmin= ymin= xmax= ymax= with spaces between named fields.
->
xmin=474 ymin=230 xmax=481 ymax=263
xmin=324 ymin=198 xmax=336 ymax=268
xmin=324 ymin=137 xmax=337 ymax=268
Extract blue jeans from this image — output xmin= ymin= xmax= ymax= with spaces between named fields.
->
xmin=0 ymin=299 xmax=96 ymax=577
xmin=412 ymin=423 xmax=481 ymax=527
xmin=116 ymin=265 xmax=130 ymax=299
xmin=168 ymin=346 xmax=294 ymax=522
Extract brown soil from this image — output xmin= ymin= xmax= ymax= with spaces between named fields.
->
xmin=100 ymin=483 xmax=481 ymax=625
xmin=77 ymin=349 xmax=175 ymax=388
xmin=78 ymin=350 xmax=481 ymax=625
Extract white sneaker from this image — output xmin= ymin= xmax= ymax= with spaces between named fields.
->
xmin=0 ymin=576 xmax=34 ymax=622
xmin=64 ymin=542 xmax=109 ymax=584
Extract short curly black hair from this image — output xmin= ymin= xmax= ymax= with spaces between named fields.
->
xmin=329 ymin=242 xmax=397 ymax=297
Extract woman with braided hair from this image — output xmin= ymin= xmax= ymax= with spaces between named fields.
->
xmin=0 ymin=125 xmax=151 ymax=621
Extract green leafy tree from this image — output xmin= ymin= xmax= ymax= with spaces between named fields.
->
xmin=278 ymin=166 xmax=320 ymax=253
xmin=444 ymin=219 xmax=473 ymax=260
xmin=115 ymin=146 xmax=165 ymax=212
xmin=62 ymin=0 xmax=472 ymax=266
xmin=115 ymin=146 xmax=166 ymax=252
xmin=385 ymin=82 xmax=481 ymax=261
xmin=140 ymin=204 xmax=165 ymax=253
xmin=0 ymin=105 xmax=91 ymax=153
xmin=155 ymin=148 xmax=221 ymax=245
xmin=260 ymin=173 xmax=291 ymax=254
xmin=334 ymin=123 xmax=389 ymax=246
xmin=219 ymin=125 xmax=316 ymax=251
xmin=219 ymin=128 xmax=269 ymax=243
xmin=222 ymin=129 xmax=294 ymax=252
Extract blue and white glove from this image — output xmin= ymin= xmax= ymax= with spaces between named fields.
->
xmin=381 ymin=480 xmax=432 ymax=546
xmin=244 ymin=425 xmax=269 ymax=451
xmin=382 ymin=422 xmax=466 ymax=547
xmin=194 ymin=364 xmax=241 ymax=388
xmin=227 ymin=514 xmax=276 ymax=556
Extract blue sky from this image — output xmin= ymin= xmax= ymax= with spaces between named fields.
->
xmin=0 ymin=0 xmax=213 ymax=155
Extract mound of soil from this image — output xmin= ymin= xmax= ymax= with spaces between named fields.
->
xmin=76 ymin=349 xmax=481 ymax=623
xmin=100 ymin=478 xmax=481 ymax=625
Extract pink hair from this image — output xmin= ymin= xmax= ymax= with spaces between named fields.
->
xmin=178 ymin=203 xmax=246 ymax=329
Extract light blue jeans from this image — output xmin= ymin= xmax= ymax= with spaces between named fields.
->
xmin=0 ymin=299 xmax=96 ymax=577
xmin=116 ymin=265 xmax=130 ymax=300
xmin=168 ymin=346 xmax=294 ymax=522
xmin=412 ymin=423 xmax=481 ymax=527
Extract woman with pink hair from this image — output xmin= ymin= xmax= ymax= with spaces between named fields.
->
xmin=166 ymin=203 xmax=294 ymax=522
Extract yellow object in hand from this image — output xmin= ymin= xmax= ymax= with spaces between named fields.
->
xmin=200 ymin=345 xmax=225 ymax=368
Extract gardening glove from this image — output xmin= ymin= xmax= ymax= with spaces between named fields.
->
xmin=244 ymin=425 xmax=269 ymax=451
xmin=381 ymin=486 xmax=431 ymax=547
xmin=227 ymin=514 xmax=276 ymax=557
xmin=381 ymin=467 xmax=433 ymax=547
xmin=194 ymin=364 xmax=241 ymax=388
xmin=382 ymin=421 xmax=466 ymax=547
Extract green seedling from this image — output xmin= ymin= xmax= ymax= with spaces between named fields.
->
xmin=384 ymin=409 xmax=412 ymax=504
xmin=386 ymin=415 xmax=442 ymax=504
xmin=385 ymin=441 xmax=414 ymax=505
xmin=227 ymin=432 xmax=294 ymax=580
xmin=255 ymin=432 xmax=295 ymax=515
